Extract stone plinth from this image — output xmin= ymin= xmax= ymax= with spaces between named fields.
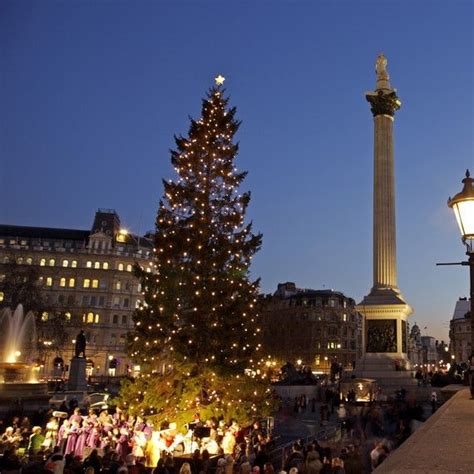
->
xmin=68 ymin=357 xmax=87 ymax=392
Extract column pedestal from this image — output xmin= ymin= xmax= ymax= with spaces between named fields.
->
xmin=68 ymin=357 xmax=87 ymax=392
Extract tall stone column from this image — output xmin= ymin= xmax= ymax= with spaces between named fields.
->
xmin=357 ymin=55 xmax=412 ymax=378
xmin=366 ymin=55 xmax=402 ymax=293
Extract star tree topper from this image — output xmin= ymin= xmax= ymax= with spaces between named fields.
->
xmin=215 ymin=74 xmax=225 ymax=86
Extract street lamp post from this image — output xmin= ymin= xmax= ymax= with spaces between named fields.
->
xmin=447 ymin=169 xmax=474 ymax=397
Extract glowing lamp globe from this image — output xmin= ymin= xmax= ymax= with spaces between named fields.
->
xmin=448 ymin=170 xmax=474 ymax=241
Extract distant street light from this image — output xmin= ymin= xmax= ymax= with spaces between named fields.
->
xmin=447 ymin=169 xmax=474 ymax=398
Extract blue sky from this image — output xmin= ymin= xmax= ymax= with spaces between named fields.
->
xmin=1 ymin=0 xmax=473 ymax=342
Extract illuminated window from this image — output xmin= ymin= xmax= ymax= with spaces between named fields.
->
xmin=62 ymin=260 xmax=69 ymax=267
xmin=40 ymin=258 xmax=46 ymax=266
xmin=17 ymin=257 xmax=23 ymax=264
xmin=94 ymin=261 xmax=100 ymax=269
xmin=26 ymin=257 xmax=33 ymax=265
xmin=41 ymin=312 xmax=49 ymax=321
xmin=84 ymin=312 xmax=94 ymax=324
xmin=59 ymin=278 xmax=66 ymax=287
xmin=86 ymin=261 xmax=92 ymax=268
xmin=118 ymin=263 xmax=124 ymax=271
xmin=126 ymin=264 xmax=132 ymax=272
xmin=68 ymin=278 xmax=75 ymax=288
xmin=0 ymin=291 xmax=3 ymax=302
xmin=343 ymin=313 xmax=347 ymax=322
xmin=115 ymin=280 xmax=121 ymax=290
xmin=20 ymin=240 xmax=27 ymax=246
xmin=92 ymin=279 xmax=99 ymax=289
xmin=94 ymin=314 xmax=100 ymax=324
xmin=65 ymin=312 xmax=72 ymax=321
xmin=83 ymin=279 xmax=91 ymax=288
xmin=46 ymin=277 xmax=53 ymax=287
xmin=103 ymin=262 xmax=109 ymax=270
xmin=49 ymin=259 xmax=55 ymax=266
xmin=71 ymin=260 xmax=78 ymax=268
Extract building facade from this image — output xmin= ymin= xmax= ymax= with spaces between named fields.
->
xmin=449 ymin=297 xmax=471 ymax=363
xmin=0 ymin=209 xmax=153 ymax=377
xmin=261 ymin=282 xmax=362 ymax=373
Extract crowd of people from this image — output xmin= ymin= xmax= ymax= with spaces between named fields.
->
xmin=0 ymin=383 xmax=432 ymax=474
xmin=0 ymin=404 xmax=278 ymax=474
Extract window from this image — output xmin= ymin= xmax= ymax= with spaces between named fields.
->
xmin=41 ymin=312 xmax=49 ymax=321
xmin=40 ymin=258 xmax=46 ymax=266
xmin=58 ymin=295 xmax=65 ymax=304
xmin=100 ymin=281 xmax=107 ymax=289
xmin=118 ymin=263 xmax=124 ymax=271
xmin=123 ymin=298 xmax=129 ymax=308
xmin=343 ymin=313 xmax=347 ymax=322
xmin=122 ymin=315 xmax=128 ymax=325
xmin=94 ymin=261 xmax=100 ymax=269
xmin=62 ymin=260 xmax=69 ymax=267
xmin=126 ymin=264 xmax=132 ymax=272
xmin=65 ymin=312 xmax=72 ymax=321
xmin=68 ymin=278 xmax=75 ymax=288
xmin=94 ymin=314 xmax=100 ymax=324
xmin=113 ymin=297 xmax=120 ymax=307
xmin=0 ymin=291 xmax=3 ymax=302
xmin=98 ymin=296 xmax=105 ymax=306
xmin=115 ymin=280 xmax=121 ymax=291
xmin=83 ymin=279 xmax=91 ymax=288
xmin=112 ymin=314 xmax=119 ymax=324
xmin=71 ymin=260 xmax=78 ymax=268
xmin=103 ymin=262 xmax=109 ymax=270
xmin=86 ymin=261 xmax=92 ymax=268
xmin=59 ymin=278 xmax=66 ymax=287
xmin=91 ymin=296 xmax=97 ymax=306
xmin=20 ymin=240 xmax=27 ymax=246
xmin=67 ymin=295 xmax=74 ymax=305
xmin=84 ymin=312 xmax=94 ymax=324
xmin=329 ymin=299 xmax=335 ymax=308
xmin=92 ymin=279 xmax=99 ymax=289
xmin=49 ymin=259 xmax=55 ymax=266
xmin=46 ymin=277 xmax=53 ymax=287
xmin=82 ymin=295 xmax=89 ymax=306
xmin=26 ymin=257 xmax=33 ymax=265
xmin=16 ymin=257 xmax=23 ymax=264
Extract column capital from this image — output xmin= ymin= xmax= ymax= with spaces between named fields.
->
xmin=366 ymin=89 xmax=401 ymax=117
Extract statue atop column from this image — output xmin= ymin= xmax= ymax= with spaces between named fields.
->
xmin=376 ymin=53 xmax=389 ymax=81
xmin=74 ymin=330 xmax=87 ymax=358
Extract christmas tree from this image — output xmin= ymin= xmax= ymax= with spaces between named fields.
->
xmin=120 ymin=76 xmax=275 ymax=427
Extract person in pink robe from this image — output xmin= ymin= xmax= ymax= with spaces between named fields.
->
xmin=64 ymin=420 xmax=79 ymax=455
xmin=74 ymin=420 xmax=89 ymax=459
xmin=56 ymin=420 xmax=70 ymax=453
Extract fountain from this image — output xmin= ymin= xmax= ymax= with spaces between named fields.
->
xmin=0 ymin=305 xmax=49 ymax=414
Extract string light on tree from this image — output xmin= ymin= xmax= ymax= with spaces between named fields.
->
xmin=119 ymin=76 xmax=275 ymax=426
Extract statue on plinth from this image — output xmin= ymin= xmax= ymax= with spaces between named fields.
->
xmin=74 ymin=330 xmax=87 ymax=358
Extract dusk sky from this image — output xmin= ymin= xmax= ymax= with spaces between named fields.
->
xmin=1 ymin=1 xmax=473 ymax=342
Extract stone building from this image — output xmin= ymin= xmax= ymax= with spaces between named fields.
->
xmin=261 ymin=282 xmax=362 ymax=372
xmin=408 ymin=323 xmax=423 ymax=366
xmin=449 ymin=297 xmax=471 ymax=363
xmin=0 ymin=209 xmax=153 ymax=377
